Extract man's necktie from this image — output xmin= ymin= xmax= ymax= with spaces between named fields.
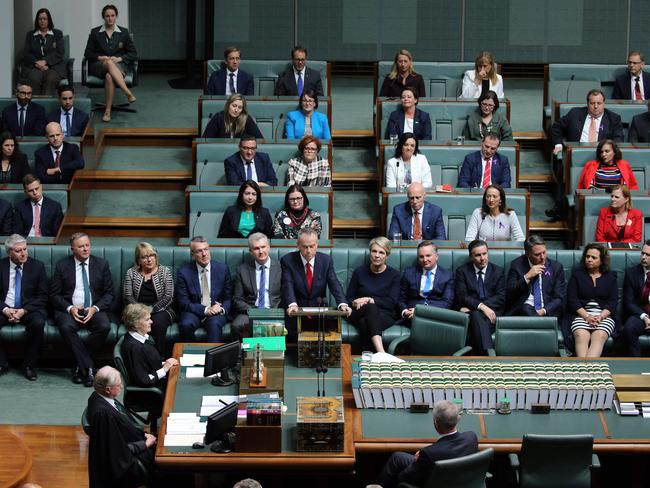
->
xmin=533 ymin=275 xmax=543 ymax=311
xmin=19 ymin=107 xmax=25 ymax=137
xmin=201 ymin=268 xmax=211 ymax=307
xmin=422 ymin=270 xmax=433 ymax=296
xmin=588 ymin=116 xmax=598 ymax=143
xmin=635 ymin=77 xmax=643 ymax=101
xmin=55 ymin=150 xmax=61 ymax=169
xmin=14 ymin=265 xmax=22 ymax=309
xmin=258 ymin=264 xmax=266 ymax=308
xmin=641 ymin=272 xmax=650 ymax=315
xmin=33 ymin=203 xmax=42 ymax=237
xmin=65 ymin=111 xmax=71 ymax=136
xmin=412 ymin=210 xmax=422 ymax=240
xmin=80 ymin=261 xmax=91 ymax=308
xmin=297 ymin=72 xmax=304 ymax=96
xmin=477 ymin=269 xmax=486 ymax=300
xmin=246 ymin=161 xmax=253 ymax=181
xmin=305 ymin=262 xmax=313 ymax=293
xmin=229 ymin=72 xmax=235 ymax=94
xmin=482 ymin=158 xmax=491 ymax=188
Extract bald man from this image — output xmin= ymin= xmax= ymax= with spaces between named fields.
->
xmin=34 ymin=122 xmax=85 ymax=184
xmin=388 ymin=182 xmax=446 ymax=241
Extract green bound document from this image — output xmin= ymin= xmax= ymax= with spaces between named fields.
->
xmin=243 ymin=336 xmax=286 ymax=352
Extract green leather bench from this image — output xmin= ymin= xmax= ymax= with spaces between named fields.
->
xmin=376 ymin=61 xmax=476 ymax=99
xmin=0 ymin=98 xmax=92 ymax=121
xmin=11 ymin=138 xmax=82 ymax=172
xmin=205 ymin=60 xmax=330 ymax=97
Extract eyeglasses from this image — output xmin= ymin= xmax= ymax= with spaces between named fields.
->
xmin=302 ymin=99 xmax=315 ymax=104
xmin=303 ymin=147 xmax=318 ymax=152
xmin=241 ymin=146 xmax=257 ymax=151
xmin=480 ymin=102 xmax=495 ymax=108
xmin=17 ymin=91 xmax=32 ymax=97
xmin=140 ymin=254 xmax=155 ymax=260
xmin=288 ymin=196 xmax=304 ymax=202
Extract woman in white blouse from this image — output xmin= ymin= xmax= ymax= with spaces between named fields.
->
xmin=385 ymin=132 xmax=432 ymax=189
xmin=465 ymin=184 xmax=524 ymax=242
xmin=461 ymin=51 xmax=504 ymax=99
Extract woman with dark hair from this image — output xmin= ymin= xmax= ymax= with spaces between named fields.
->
xmin=567 ymin=243 xmax=618 ymax=357
xmin=218 ymin=180 xmax=273 ymax=238
xmin=202 ymin=93 xmax=264 ymax=139
xmin=595 ymin=184 xmax=643 ymax=242
xmin=577 ymin=139 xmax=638 ymax=190
xmin=21 ymin=8 xmax=66 ymax=95
xmin=461 ymin=51 xmax=504 ymax=99
xmin=0 ymin=133 xmax=30 ymax=184
xmin=84 ymin=4 xmax=138 ymax=122
xmin=272 ymin=184 xmax=322 ymax=239
xmin=465 ymin=184 xmax=524 ymax=241
xmin=464 ymin=90 xmax=513 ymax=141
xmin=287 ymin=135 xmax=331 ymax=186
xmin=384 ymin=86 xmax=432 ymax=141
xmin=285 ymin=89 xmax=331 ymax=140
xmin=379 ymin=49 xmax=426 ymax=98
xmin=384 ymin=132 xmax=432 ymax=188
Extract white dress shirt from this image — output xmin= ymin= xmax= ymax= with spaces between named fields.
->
xmin=59 ymin=107 xmax=75 ymax=135
xmin=524 ymin=259 xmax=545 ymax=309
xmin=70 ymin=257 xmax=94 ymax=310
xmin=630 ymin=75 xmax=646 ymax=100
xmin=240 ymin=155 xmax=259 ymax=182
xmin=3 ymin=260 xmax=21 ymax=309
xmin=420 ymin=265 xmax=437 ymax=297
xmin=29 ymin=197 xmax=43 ymax=237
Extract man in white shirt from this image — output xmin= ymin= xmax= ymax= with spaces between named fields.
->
xmin=46 ymin=85 xmax=90 ymax=137
xmin=612 ymin=51 xmax=650 ymax=101
xmin=206 ymin=46 xmax=254 ymax=96
xmin=13 ymin=174 xmax=64 ymax=237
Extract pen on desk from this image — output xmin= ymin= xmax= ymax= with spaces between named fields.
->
xmin=219 ymin=399 xmax=229 ymax=406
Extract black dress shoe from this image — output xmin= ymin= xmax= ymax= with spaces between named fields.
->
xmin=23 ymin=366 xmax=37 ymax=381
xmin=0 ymin=364 xmax=9 ymax=375
xmin=72 ymin=367 xmax=83 ymax=384
xmin=84 ymin=368 xmax=95 ymax=387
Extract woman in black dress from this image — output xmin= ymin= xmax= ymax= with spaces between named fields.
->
xmin=22 ymin=8 xmax=66 ymax=95
xmin=202 ymin=94 xmax=264 ymax=139
xmin=218 ymin=180 xmax=273 ymax=238
xmin=0 ymin=133 xmax=30 ymax=184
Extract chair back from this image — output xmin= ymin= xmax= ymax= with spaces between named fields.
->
xmin=494 ymin=317 xmax=559 ymax=356
xmin=81 ymin=407 xmax=91 ymax=435
xmin=113 ymin=335 xmax=132 ymax=385
xmin=424 ymin=447 xmax=493 ymax=488
xmin=519 ymin=434 xmax=594 ymax=488
xmin=410 ymin=305 xmax=469 ymax=355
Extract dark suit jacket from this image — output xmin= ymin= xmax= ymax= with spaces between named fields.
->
xmin=2 ymin=153 xmax=30 ymax=184
xmin=274 ymin=66 xmax=323 ymax=96
xmin=385 ymin=107 xmax=432 ymax=141
xmin=506 ymin=255 xmax=566 ymax=317
xmin=399 ymin=265 xmax=454 ymax=311
xmin=0 ymin=200 xmax=13 ymax=236
xmin=46 ymin=107 xmax=90 ymax=137
xmin=217 ymin=205 xmax=273 ymax=239
xmin=84 ymin=25 xmax=137 ymax=67
xmin=13 ymin=196 xmax=64 ymax=237
xmin=1 ymin=102 xmax=46 ymax=137
xmin=34 ymin=141 xmax=85 ymax=184
xmin=233 ymin=258 xmax=282 ymax=314
xmin=628 ymin=112 xmax=650 ymax=143
xmin=280 ymin=251 xmax=346 ymax=307
xmin=612 ymin=71 xmax=650 ymax=100
xmin=454 ymin=262 xmax=505 ymax=313
xmin=206 ymin=68 xmax=254 ymax=96
xmin=397 ymin=431 xmax=479 ymax=486
xmin=50 ymin=255 xmax=114 ymax=313
xmin=0 ymin=256 xmax=48 ymax=313
xmin=550 ymin=107 xmax=624 ymax=146
xmin=623 ymin=264 xmax=648 ymax=319
xmin=202 ymin=111 xmax=264 ymax=139
xmin=22 ymin=28 xmax=67 ymax=77
xmin=388 ymin=201 xmax=446 ymax=240
xmin=176 ymin=260 xmax=232 ymax=318
xmin=457 ymin=151 xmax=511 ymax=188
xmin=224 ymin=151 xmax=278 ymax=186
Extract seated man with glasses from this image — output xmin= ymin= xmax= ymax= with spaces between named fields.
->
xmin=457 ymin=133 xmax=511 ymax=189
xmin=1 ymin=81 xmax=46 ymax=137
xmin=224 ymin=135 xmax=278 ymax=187
xmin=612 ymin=51 xmax=650 ymax=101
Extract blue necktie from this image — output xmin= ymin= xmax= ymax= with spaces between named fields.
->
xmin=246 ymin=161 xmax=253 ymax=181
xmin=19 ymin=107 xmax=25 ymax=137
xmin=296 ymin=72 xmax=304 ymax=96
xmin=65 ymin=111 xmax=71 ymax=137
xmin=533 ymin=275 xmax=543 ymax=311
xmin=258 ymin=264 xmax=266 ymax=308
xmin=14 ymin=265 xmax=22 ymax=309
xmin=229 ymin=72 xmax=235 ymax=94
xmin=81 ymin=261 xmax=91 ymax=308
xmin=477 ymin=270 xmax=486 ymax=300
xmin=422 ymin=270 xmax=433 ymax=296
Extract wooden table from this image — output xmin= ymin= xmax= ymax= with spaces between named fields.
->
xmin=0 ymin=431 xmax=32 ymax=488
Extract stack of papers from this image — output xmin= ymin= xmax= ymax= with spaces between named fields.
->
xmin=179 ymin=354 xmax=205 ymax=367
xmin=164 ymin=413 xmax=206 ymax=446
xmin=200 ymin=395 xmax=240 ymax=417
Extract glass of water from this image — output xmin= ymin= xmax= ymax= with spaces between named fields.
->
xmin=392 ymin=233 xmax=402 ymax=246
xmin=389 ymin=133 xmax=398 ymax=145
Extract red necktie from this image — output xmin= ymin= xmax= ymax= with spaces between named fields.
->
xmin=306 ymin=262 xmax=313 ymax=293
xmin=642 ymin=272 xmax=650 ymax=315
xmin=412 ymin=210 xmax=422 ymax=240
xmin=55 ymin=150 xmax=61 ymax=168
xmin=635 ymin=78 xmax=643 ymax=101
xmin=482 ymin=158 xmax=491 ymax=188
xmin=33 ymin=203 xmax=42 ymax=237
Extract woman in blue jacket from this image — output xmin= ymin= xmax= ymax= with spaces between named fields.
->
xmin=285 ymin=90 xmax=331 ymax=140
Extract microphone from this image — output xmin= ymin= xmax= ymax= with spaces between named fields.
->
xmin=198 ymin=159 xmax=208 ymax=189
xmin=191 ymin=211 xmax=202 ymax=238
xmin=274 ymin=160 xmax=283 ymax=189
xmin=274 ymin=113 xmax=285 ymax=142
xmin=314 ymin=296 xmax=323 ymax=396
xmin=394 ymin=159 xmax=400 ymax=190
xmin=566 ymin=74 xmax=575 ymax=102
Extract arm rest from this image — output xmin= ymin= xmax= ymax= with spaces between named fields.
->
xmin=453 ymin=346 xmax=473 ymax=356
xmin=487 ymin=348 xmax=497 ymax=357
xmin=508 ymin=453 xmax=520 ymax=484
xmin=591 ymin=453 xmax=601 ymax=470
xmin=387 ymin=335 xmax=410 ymax=355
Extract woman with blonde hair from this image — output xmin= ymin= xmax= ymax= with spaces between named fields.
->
xmin=461 ymin=51 xmax=504 ymax=99
xmin=379 ymin=49 xmax=425 ymax=98
xmin=202 ymin=93 xmax=263 ymax=138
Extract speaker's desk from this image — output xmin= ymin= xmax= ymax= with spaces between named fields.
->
xmin=155 ymin=343 xmax=355 ymax=471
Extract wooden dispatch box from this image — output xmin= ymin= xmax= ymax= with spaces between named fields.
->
xmin=296 ymin=396 xmax=344 ymax=452
xmin=298 ymin=331 xmax=341 ymax=368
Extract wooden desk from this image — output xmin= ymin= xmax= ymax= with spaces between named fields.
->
xmin=0 ymin=431 xmax=32 ymax=488
xmin=155 ymin=343 xmax=355 ymax=471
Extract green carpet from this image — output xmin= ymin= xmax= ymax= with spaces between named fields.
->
xmin=333 ymin=191 xmax=380 ymax=221
xmin=332 ymin=147 xmax=378 ymax=174
xmin=331 ymin=76 xmax=375 ymax=131
xmin=84 ymin=189 xmax=185 ymax=218
xmin=506 ymin=79 xmax=544 ymax=132
xmin=97 ymin=146 xmax=193 ymax=172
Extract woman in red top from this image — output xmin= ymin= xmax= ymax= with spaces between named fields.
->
xmin=577 ymin=139 xmax=638 ymax=190
xmin=595 ymin=184 xmax=643 ymax=243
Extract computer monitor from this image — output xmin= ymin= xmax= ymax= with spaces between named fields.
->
xmin=204 ymin=341 xmax=241 ymax=386
xmin=205 ymin=401 xmax=238 ymax=448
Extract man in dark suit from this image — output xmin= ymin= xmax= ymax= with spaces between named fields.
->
xmin=46 ymin=85 xmax=90 ymax=137
xmin=281 ymin=228 xmax=351 ymax=336
xmin=399 ymin=241 xmax=454 ymax=322
xmin=506 ymin=235 xmax=566 ymax=318
xmin=628 ymin=99 xmax=650 ymax=143
xmin=1 ymin=81 xmax=46 ymax=137
xmin=623 ymin=240 xmax=650 ymax=357
xmin=51 ymin=232 xmax=113 ymax=386
xmin=13 ymin=174 xmax=64 ymax=237
xmin=455 ymin=240 xmax=505 ymax=354
xmin=273 ymin=46 xmax=324 ymax=97
xmin=176 ymin=236 xmax=232 ymax=342
xmin=375 ymin=400 xmax=478 ymax=488
xmin=232 ymin=233 xmax=282 ymax=340
xmin=0 ymin=199 xmax=13 ymax=236
xmin=457 ymin=133 xmax=511 ymax=188
xmin=612 ymin=51 xmax=650 ymax=101
xmin=34 ymin=122 xmax=85 ymax=184
xmin=87 ymin=366 xmax=156 ymax=488
xmin=224 ymin=135 xmax=278 ymax=187
xmin=0 ymin=235 xmax=48 ymax=381
xmin=206 ymin=46 xmax=254 ymax=96
xmin=388 ymin=182 xmax=446 ymax=241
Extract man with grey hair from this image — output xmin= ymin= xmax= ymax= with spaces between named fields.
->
xmin=0 ymin=234 xmax=47 ymax=380
xmin=233 ymin=479 xmax=263 ymax=488
xmin=231 ymin=233 xmax=282 ymax=340
xmin=374 ymin=400 xmax=478 ymax=488
xmin=87 ymin=366 xmax=155 ymax=488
